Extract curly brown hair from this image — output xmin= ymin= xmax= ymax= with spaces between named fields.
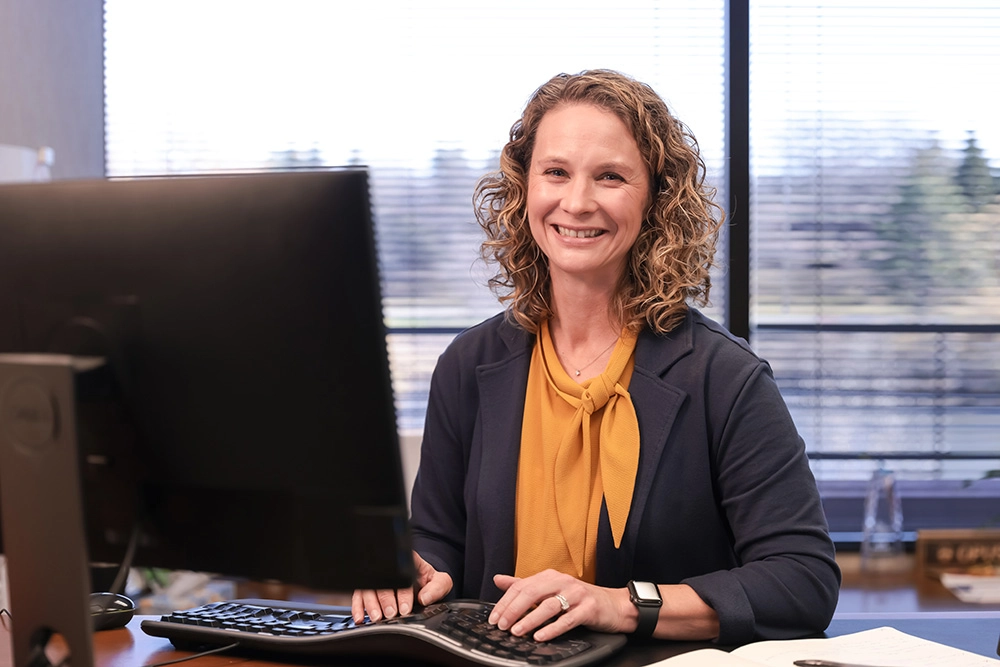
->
xmin=474 ymin=69 xmax=724 ymax=335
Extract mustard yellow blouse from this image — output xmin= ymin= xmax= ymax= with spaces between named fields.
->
xmin=514 ymin=320 xmax=639 ymax=581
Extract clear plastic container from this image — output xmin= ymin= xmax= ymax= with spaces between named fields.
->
xmin=33 ymin=146 xmax=55 ymax=181
xmin=860 ymin=466 xmax=907 ymax=573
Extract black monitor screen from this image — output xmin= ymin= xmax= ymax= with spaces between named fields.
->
xmin=0 ymin=169 xmax=413 ymax=594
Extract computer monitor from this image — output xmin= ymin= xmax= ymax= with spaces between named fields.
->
xmin=0 ymin=169 xmax=414 ymax=667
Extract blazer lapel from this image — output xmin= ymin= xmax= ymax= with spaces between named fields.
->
xmin=598 ymin=319 xmax=694 ymax=584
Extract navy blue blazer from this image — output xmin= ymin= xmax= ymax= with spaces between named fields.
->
xmin=409 ymin=309 xmax=840 ymax=645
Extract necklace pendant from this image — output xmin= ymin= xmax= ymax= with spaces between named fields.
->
xmin=575 ymin=370 xmax=581 ymax=376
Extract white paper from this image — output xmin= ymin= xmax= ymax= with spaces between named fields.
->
xmin=0 ymin=555 xmax=8 ymax=611
xmin=646 ymin=626 xmax=1000 ymax=667
xmin=941 ymin=573 xmax=1000 ymax=604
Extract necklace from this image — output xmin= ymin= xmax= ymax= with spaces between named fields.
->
xmin=567 ymin=337 xmax=619 ymax=377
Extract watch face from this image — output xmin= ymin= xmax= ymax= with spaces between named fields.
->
xmin=631 ymin=580 xmax=660 ymax=603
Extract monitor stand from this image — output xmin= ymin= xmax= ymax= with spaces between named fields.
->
xmin=0 ymin=354 xmax=109 ymax=667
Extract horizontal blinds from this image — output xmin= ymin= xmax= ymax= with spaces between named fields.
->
xmin=104 ymin=0 xmax=726 ymax=431
xmin=750 ymin=2 xmax=1000 ymax=480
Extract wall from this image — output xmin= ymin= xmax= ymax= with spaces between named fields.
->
xmin=0 ymin=0 xmax=105 ymax=179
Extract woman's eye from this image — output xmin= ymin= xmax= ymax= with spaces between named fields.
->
xmin=601 ymin=173 xmax=624 ymax=181
xmin=546 ymin=168 xmax=567 ymax=177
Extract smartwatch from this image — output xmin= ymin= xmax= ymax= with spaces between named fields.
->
xmin=627 ymin=580 xmax=662 ymax=637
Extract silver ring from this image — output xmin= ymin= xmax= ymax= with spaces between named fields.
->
xmin=554 ymin=593 xmax=570 ymax=612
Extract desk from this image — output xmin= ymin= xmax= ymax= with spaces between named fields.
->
xmin=2 ymin=613 xmax=998 ymax=667
xmin=835 ymin=552 xmax=1000 ymax=615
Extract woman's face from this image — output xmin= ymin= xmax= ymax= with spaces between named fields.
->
xmin=527 ymin=103 xmax=651 ymax=288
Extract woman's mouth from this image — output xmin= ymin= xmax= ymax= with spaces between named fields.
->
xmin=555 ymin=225 xmax=605 ymax=239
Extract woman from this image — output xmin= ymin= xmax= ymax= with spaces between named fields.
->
xmin=353 ymin=69 xmax=840 ymax=646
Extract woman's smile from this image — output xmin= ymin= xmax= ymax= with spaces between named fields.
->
xmin=554 ymin=225 xmax=606 ymax=239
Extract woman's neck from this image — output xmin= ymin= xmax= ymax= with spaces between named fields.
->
xmin=548 ymin=273 xmax=619 ymax=341
xmin=548 ymin=278 xmax=622 ymax=377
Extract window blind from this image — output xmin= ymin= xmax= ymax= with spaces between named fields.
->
xmin=103 ymin=0 xmax=727 ymax=433
xmin=750 ymin=1 xmax=1000 ymax=525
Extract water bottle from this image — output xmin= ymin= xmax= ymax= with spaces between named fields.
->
xmin=860 ymin=466 xmax=907 ymax=573
xmin=33 ymin=146 xmax=54 ymax=181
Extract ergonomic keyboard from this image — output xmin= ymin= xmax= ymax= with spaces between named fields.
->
xmin=140 ymin=598 xmax=628 ymax=667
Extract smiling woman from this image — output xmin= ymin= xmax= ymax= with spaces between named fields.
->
xmin=353 ymin=69 xmax=840 ymax=648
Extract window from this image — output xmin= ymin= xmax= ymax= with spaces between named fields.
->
xmin=104 ymin=1 xmax=999 ymax=535
xmin=103 ymin=0 xmax=727 ymax=432
xmin=750 ymin=1 xmax=1000 ymax=536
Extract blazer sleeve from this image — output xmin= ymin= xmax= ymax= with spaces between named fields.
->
xmin=407 ymin=336 xmax=473 ymax=590
xmin=681 ymin=359 xmax=841 ymax=644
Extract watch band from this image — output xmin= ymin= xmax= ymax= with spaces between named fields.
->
xmin=627 ymin=580 xmax=662 ymax=638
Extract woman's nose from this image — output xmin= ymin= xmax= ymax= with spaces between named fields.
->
xmin=561 ymin=178 xmax=597 ymax=216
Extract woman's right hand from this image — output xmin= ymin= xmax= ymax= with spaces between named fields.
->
xmin=351 ymin=550 xmax=453 ymax=623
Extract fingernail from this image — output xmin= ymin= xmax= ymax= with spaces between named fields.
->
xmin=384 ymin=606 xmax=395 ymax=618
xmin=511 ymin=622 xmax=523 ymax=636
xmin=400 ymin=602 xmax=411 ymax=615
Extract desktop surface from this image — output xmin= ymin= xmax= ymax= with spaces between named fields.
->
xmin=2 ymin=611 xmax=997 ymax=667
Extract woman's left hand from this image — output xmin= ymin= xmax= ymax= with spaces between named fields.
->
xmin=489 ymin=570 xmax=632 ymax=641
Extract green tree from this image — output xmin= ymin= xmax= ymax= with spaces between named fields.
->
xmin=956 ymin=133 xmax=996 ymax=210
xmin=876 ymin=141 xmax=968 ymax=302
xmin=876 ymin=137 xmax=1000 ymax=309
xmin=952 ymin=134 xmax=1000 ymax=298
